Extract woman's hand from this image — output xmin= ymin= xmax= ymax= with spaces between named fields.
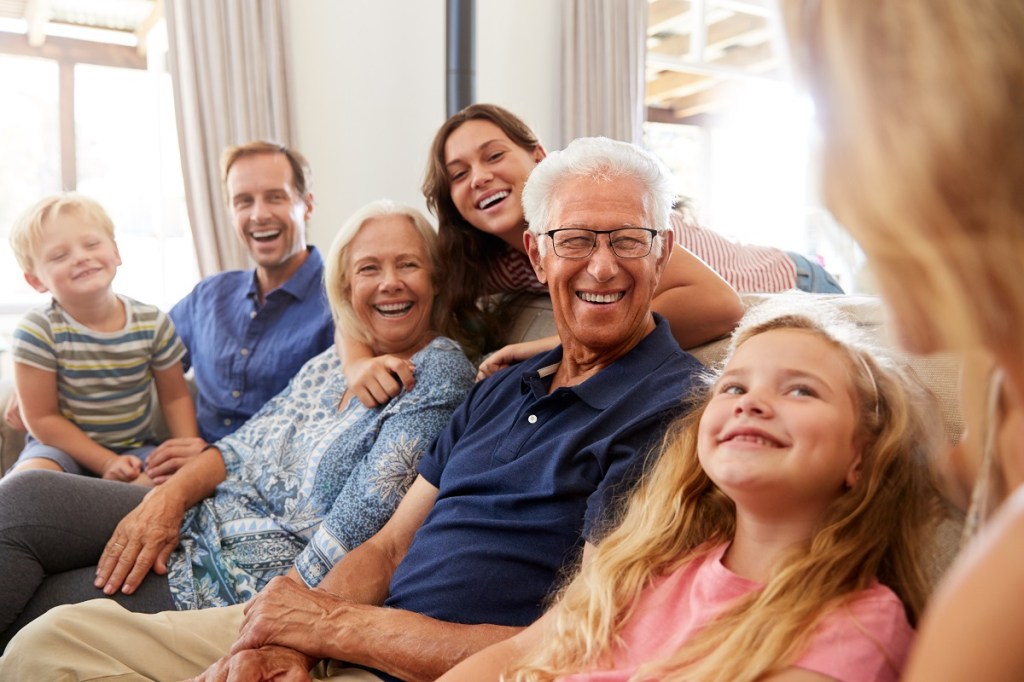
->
xmin=344 ymin=355 xmax=416 ymax=408
xmin=145 ymin=437 xmax=209 ymax=485
xmin=94 ymin=486 xmax=186 ymax=595
xmin=101 ymin=454 xmax=144 ymax=482
xmin=476 ymin=337 xmax=558 ymax=381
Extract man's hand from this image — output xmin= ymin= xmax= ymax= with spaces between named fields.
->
xmin=232 ymin=576 xmax=349 ymax=659
xmin=101 ymin=454 xmax=144 ymax=482
xmin=3 ymin=392 xmax=26 ymax=432
xmin=191 ymin=645 xmax=315 ymax=682
xmin=344 ymin=355 xmax=415 ymax=408
xmin=146 ymin=437 xmax=209 ymax=484
xmin=94 ymin=487 xmax=185 ymax=595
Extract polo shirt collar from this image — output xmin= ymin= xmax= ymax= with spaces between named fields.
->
xmin=519 ymin=314 xmax=682 ymax=409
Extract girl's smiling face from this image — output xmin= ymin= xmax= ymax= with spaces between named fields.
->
xmin=698 ymin=328 xmax=863 ymax=520
xmin=444 ymin=119 xmax=546 ymax=250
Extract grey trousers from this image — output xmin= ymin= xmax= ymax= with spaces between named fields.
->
xmin=0 ymin=470 xmax=176 ymax=649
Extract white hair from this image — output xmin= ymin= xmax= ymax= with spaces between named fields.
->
xmin=521 ymin=137 xmax=675 ymax=257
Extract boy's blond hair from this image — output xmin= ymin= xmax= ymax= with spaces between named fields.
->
xmin=9 ymin=193 xmax=116 ymax=274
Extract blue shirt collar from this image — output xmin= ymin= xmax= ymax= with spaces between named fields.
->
xmin=520 ymin=314 xmax=687 ymax=409
xmin=246 ymin=246 xmax=324 ymax=302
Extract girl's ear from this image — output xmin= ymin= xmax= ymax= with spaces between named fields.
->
xmin=845 ymin=454 xmax=864 ymax=488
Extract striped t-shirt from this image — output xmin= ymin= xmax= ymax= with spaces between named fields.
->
xmin=12 ymin=295 xmax=186 ymax=449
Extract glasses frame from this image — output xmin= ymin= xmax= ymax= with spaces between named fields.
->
xmin=541 ymin=227 xmax=659 ymax=260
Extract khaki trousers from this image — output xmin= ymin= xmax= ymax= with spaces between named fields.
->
xmin=0 ymin=599 xmax=379 ymax=681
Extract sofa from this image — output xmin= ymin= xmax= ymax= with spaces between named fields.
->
xmin=0 ymin=294 xmax=966 ymax=558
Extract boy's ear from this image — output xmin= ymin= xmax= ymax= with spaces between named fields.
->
xmin=24 ymin=271 xmax=48 ymax=294
xmin=113 ymin=240 xmax=122 ymax=267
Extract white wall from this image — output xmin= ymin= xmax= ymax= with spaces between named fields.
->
xmin=285 ymin=0 xmax=560 ymax=249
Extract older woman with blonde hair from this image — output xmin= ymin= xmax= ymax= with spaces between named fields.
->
xmin=778 ymin=1 xmax=1024 ymax=679
xmin=0 ymin=199 xmax=475 ymax=648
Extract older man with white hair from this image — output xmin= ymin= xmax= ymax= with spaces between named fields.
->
xmin=0 ymin=138 xmax=710 ymax=682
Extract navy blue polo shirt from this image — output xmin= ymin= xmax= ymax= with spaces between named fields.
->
xmin=383 ymin=314 xmax=702 ymax=639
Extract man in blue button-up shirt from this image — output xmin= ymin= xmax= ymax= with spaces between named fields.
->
xmin=153 ymin=142 xmax=333 ymax=476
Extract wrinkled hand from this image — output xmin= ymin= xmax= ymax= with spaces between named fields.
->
xmin=232 ymin=576 xmax=348 ymax=659
xmin=191 ymin=645 xmax=314 ymax=682
xmin=476 ymin=338 xmax=556 ymax=381
xmin=344 ymin=355 xmax=415 ymax=408
xmin=95 ymin=487 xmax=185 ymax=595
xmin=146 ymin=437 xmax=209 ymax=485
xmin=102 ymin=454 xmax=144 ymax=482
xmin=3 ymin=392 xmax=26 ymax=432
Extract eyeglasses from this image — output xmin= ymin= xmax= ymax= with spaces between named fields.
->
xmin=542 ymin=227 xmax=659 ymax=259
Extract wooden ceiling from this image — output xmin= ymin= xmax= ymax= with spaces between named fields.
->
xmin=646 ymin=0 xmax=782 ymax=125
xmin=0 ymin=0 xmax=160 ymax=52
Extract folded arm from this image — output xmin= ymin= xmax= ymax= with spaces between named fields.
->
xmin=653 ymin=242 xmax=743 ymax=349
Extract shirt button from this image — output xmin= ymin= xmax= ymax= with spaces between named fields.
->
xmin=527 ymin=414 xmax=538 ymax=424
xmin=240 ymin=348 xmax=250 ymax=356
xmin=223 ymin=418 xmax=232 ymax=426
xmin=250 ymin=311 xmax=257 ymax=319
xmin=231 ymin=390 xmax=241 ymax=398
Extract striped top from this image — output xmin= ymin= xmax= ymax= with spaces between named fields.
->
xmin=486 ymin=212 xmax=797 ymax=295
xmin=12 ymin=295 xmax=186 ymax=449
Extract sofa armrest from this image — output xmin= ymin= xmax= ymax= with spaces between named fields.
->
xmin=0 ymin=380 xmax=25 ymax=476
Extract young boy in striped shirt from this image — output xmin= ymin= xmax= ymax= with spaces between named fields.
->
xmin=7 ymin=193 xmax=197 ymax=485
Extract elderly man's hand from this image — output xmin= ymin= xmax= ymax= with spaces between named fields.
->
xmin=232 ymin=576 xmax=351 ymax=659
xmin=94 ymin=486 xmax=185 ymax=595
xmin=146 ymin=437 xmax=209 ymax=484
xmin=190 ymin=645 xmax=315 ymax=682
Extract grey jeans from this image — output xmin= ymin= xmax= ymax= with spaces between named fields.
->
xmin=0 ymin=470 xmax=176 ymax=649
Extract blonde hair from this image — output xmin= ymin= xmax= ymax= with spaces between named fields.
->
xmin=779 ymin=0 xmax=1024 ymax=362
xmin=324 ymin=199 xmax=462 ymax=350
xmin=510 ymin=302 xmax=943 ymax=682
xmin=9 ymin=193 xmax=116 ymax=273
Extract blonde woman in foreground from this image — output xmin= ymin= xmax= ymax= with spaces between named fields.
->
xmin=779 ymin=1 xmax=1024 ymax=679
xmin=438 ymin=302 xmax=944 ymax=682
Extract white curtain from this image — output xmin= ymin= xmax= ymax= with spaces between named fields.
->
xmin=165 ymin=0 xmax=293 ymax=276
xmin=561 ymin=0 xmax=647 ymax=145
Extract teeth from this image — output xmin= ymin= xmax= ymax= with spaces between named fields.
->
xmin=477 ymin=191 xmax=509 ymax=210
xmin=578 ymin=291 xmax=624 ymax=304
xmin=729 ymin=434 xmax=779 ymax=447
xmin=375 ymin=302 xmax=413 ymax=317
xmin=252 ymin=229 xmax=281 ymax=239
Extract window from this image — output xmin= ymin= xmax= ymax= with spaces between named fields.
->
xmin=644 ymin=0 xmax=866 ymax=292
xmin=0 ymin=17 xmax=197 ymax=379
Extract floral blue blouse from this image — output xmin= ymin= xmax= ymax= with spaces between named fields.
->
xmin=166 ymin=337 xmax=475 ymax=609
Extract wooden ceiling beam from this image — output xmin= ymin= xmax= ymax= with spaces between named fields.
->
xmin=648 ymin=12 xmax=768 ymax=57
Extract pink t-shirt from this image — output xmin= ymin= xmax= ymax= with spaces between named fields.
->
xmin=558 ymin=543 xmax=914 ymax=682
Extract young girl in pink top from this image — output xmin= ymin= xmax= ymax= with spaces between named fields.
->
xmin=439 ymin=301 xmax=944 ymax=682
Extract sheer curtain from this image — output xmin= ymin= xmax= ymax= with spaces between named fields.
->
xmin=561 ymin=0 xmax=647 ymax=145
xmin=165 ymin=0 xmax=293 ymax=275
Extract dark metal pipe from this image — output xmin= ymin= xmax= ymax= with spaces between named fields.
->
xmin=446 ymin=0 xmax=475 ymax=116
